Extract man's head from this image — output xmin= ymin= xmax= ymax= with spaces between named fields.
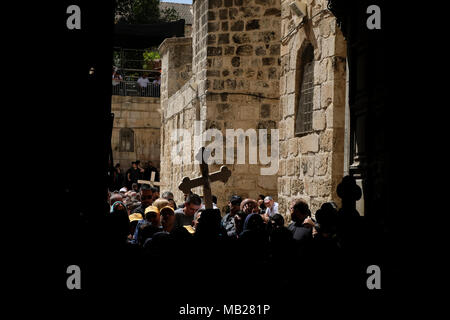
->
xmin=290 ymin=199 xmax=311 ymax=224
xmin=140 ymin=184 xmax=153 ymax=208
xmin=152 ymin=198 xmax=170 ymax=211
xmin=168 ymin=199 xmax=177 ymax=210
xmin=132 ymin=183 xmax=139 ymax=192
xmin=109 ymin=192 xmax=123 ymax=206
xmin=151 ymin=186 xmax=160 ymax=201
xmin=161 ymin=191 xmax=174 ymax=201
xmin=184 ymin=193 xmax=202 ymax=217
xmin=144 ymin=206 xmax=160 ymax=226
xmin=132 ymin=162 xmax=137 ymax=169
xmin=160 ymin=206 xmax=175 ymax=232
xmin=264 ymin=196 xmax=274 ymax=209
xmin=269 ymin=213 xmax=285 ymax=229
xmin=229 ymin=195 xmax=242 ymax=215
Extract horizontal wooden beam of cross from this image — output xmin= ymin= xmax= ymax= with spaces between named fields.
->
xmin=138 ymin=171 xmax=161 ymax=187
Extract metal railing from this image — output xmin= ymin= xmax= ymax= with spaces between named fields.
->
xmin=112 ymin=80 xmax=160 ymax=97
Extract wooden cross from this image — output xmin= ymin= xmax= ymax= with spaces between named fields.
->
xmin=178 ymin=147 xmax=231 ymax=209
xmin=138 ymin=171 xmax=161 ymax=188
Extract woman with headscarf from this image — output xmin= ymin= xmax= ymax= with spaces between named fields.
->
xmin=108 ymin=201 xmax=131 ymax=244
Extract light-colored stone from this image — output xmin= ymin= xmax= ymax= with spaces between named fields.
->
xmin=312 ymin=110 xmax=326 ymax=131
xmin=298 ymin=133 xmax=319 ymax=154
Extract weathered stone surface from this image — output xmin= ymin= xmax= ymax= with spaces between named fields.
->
xmin=208 ymin=22 xmax=220 ymax=32
xmin=232 ymin=33 xmax=251 ymax=44
xmin=231 ymin=56 xmax=240 ymax=67
xmin=224 ymin=46 xmax=235 ymax=55
xmin=231 ymin=20 xmax=244 ymax=31
xmin=299 ymin=134 xmax=319 ymax=154
xmin=246 ymin=19 xmax=260 ymax=31
xmin=209 ymin=0 xmax=222 ymax=9
xmin=236 ymin=45 xmax=253 ymax=56
xmin=315 ymin=153 xmax=328 ymax=176
xmin=260 ymin=104 xmax=271 ymax=118
xmin=312 ymin=110 xmax=326 ymax=131
xmin=207 ymin=46 xmax=222 ymax=56
xmin=255 ymin=46 xmax=266 ymax=55
xmin=218 ymin=33 xmax=230 ymax=44
xmin=264 ymin=8 xmax=281 ymax=16
xmin=112 ymin=96 xmax=161 ymax=172
xmin=262 ymin=57 xmax=275 ymax=65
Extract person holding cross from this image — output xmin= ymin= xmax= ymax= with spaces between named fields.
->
xmin=173 ymin=193 xmax=202 ymax=230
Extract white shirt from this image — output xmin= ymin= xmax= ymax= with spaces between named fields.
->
xmin=265 ymin=202 xmax=279 ymax=217
xmin=137 ymin=77 xmax=150 ymax=88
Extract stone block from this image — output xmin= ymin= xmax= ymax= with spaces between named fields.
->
xmin=288 ymin=138 xmax=298 ymax=157
xmin=236 ymin=45 xmax=253 ymax=56
xmin=320 ymin=81 xmax=333 ymax=108
xmin=287 ymin=158 xmax=296 ymax=176
xmin=318 ymin=129 xmax=332 ymax=152
xmin=231 ymin=20 xmax=244 ymax=31
xmin=315 ymin=153 xmax=328 ymax=176
xmin=291 ymin=178 xmax=304 ymax=195
xmin=246 ymin=19 xmax=260 ymax=31
xmin=312 ymin=110 xmax=326 ymax=131
xmin=285 ymin=116 xmax=295 ymax=139
xmin=299 ymin=133 xmax=319 ymax=154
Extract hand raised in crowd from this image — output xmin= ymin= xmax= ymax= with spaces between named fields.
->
xmin=303 ymin=216 xmax=315 ymax=228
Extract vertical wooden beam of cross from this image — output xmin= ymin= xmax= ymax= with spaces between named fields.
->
xmin=138 ymin=171 xmax=161 ymax=188
xmin=178 ymin=147 xmax=231 ymax=209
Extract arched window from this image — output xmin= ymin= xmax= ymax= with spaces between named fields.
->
xmin=295 ymin=44 xmax=315 ymax=136
xmin=119 ymin=128 xmax=134 ymax=152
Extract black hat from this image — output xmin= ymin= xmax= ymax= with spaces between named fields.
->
xmin=336 ymin=176 xmax=362 ymax=201
xmin=230 ymin=195 xmax=242 ymax=206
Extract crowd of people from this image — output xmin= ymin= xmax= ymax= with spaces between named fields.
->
xmin=108 ymin=160 xmax=159 ymax=191
xmin=112 ymin=68 xmax=161 ymax=97
xmin=103 ymin=173 xmax=375 ymax=298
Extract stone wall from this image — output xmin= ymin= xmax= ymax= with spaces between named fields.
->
xmin=159 ymin=0 xmax=282 ymax=212
xmin=159 ymin=37 xmax=199 ymax=206
xmin=111 ymin=95 xmax=161 ymax=172
xmin=278 ymin=0 xmax=347 ymax=220
xmin=204 ymin=0 xmax=282 ymax=209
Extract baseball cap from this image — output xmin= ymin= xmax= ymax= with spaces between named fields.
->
xmin=119 ymin=187 xmax=127 ymax=193
xmin=160 ymin=206 xmax=175 ymax=216
xmin=144 ymin=206 xmax=160 ymax=215
xmin=128 ymin=213 xmax=143 ymax=222
xmin=263 ymin=196 xmax=273 ymax=203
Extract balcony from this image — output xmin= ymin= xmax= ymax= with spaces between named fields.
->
xmin=112 ymin=79 xmax=160 ymax=97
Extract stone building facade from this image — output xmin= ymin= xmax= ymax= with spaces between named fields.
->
xmin=159 ymin=0 xmax=282 ymax=212
xmin=277 ymin=0 xmax=347 ymax=218
xmin=111 ymin=95 xmax=161 ymax=172
xmin=159 ymin=0 xmax=348 ymax=219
